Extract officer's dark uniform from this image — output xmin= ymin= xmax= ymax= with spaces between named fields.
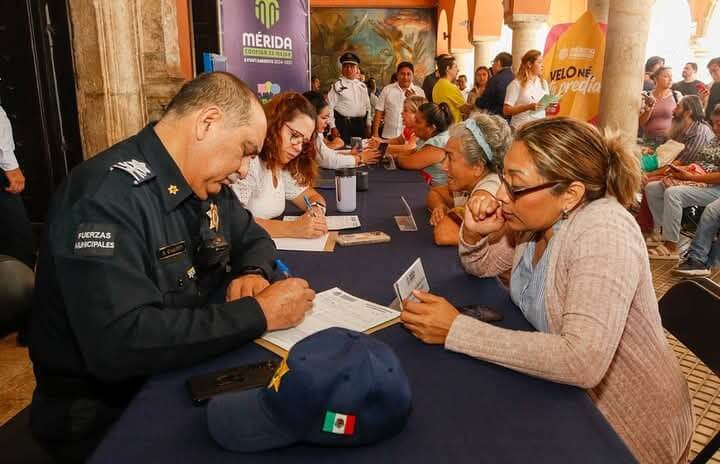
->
xmin=29 ymin=125 xmax=278 ymax=462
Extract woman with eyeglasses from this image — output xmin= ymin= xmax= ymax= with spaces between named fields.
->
xmin=401 ymin=117 xmax=693 ymax=463
xmin=231 ymin=92 xmax=328 ymax=238
xmin=426 ymin=112 xmax=511 ymax=246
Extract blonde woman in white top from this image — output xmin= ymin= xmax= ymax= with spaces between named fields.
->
xmin=503 ymin=50 xmax=549 ymax=129
xmin=231 ymin=92 xmax=328 ymax=238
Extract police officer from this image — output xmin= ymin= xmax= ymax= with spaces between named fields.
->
xmin=29 ymin=72 xmax=315 ymax=462
xmin=327 ymin=52 xmax=372 ymax=145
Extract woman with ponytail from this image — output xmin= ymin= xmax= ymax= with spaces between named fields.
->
xmin=391 ymin=102 xmax=453 ymax=185
xmin=401 ymin=117 xmax=693 ymax=464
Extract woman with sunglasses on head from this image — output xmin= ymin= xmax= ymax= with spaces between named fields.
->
xmin=231 ymin=92 xmax=328 ymax=238
xmin=401 ymin=117 xmax=693 ymax=464
xmin=426 ymin=111 xmax=511 ymax=246
xmin=392 ymin=102 xmax=453 ymax=185
xmin=368 ymin=95 xmax=427 ymax=158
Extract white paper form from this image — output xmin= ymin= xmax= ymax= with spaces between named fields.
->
xmin=393 ymin=258 xmax=430 ymax=310
xmin=261 ymin=288 xmax=400 ymax=351
xmin=272 ymin=234 xmax=329 ymax=252
xmin=283 ymin=215 xmax=361 ymax=230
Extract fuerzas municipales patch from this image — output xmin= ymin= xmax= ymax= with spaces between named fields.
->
xmin=74 ymin=223 xmax=117 ymax=257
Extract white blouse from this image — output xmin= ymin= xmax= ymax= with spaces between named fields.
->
xmin=315 ymin=136 xmax=356 ymax=170
xmin=504 ymin=77 xmax=549 ymax=129
xmin=231 ymin=157 xmax=307 ymax=219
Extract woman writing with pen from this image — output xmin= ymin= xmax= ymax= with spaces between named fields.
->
xmin=231 ymin=92 xmax=328 ymax=238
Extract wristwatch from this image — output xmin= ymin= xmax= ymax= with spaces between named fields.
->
xmin=239 ymin=266 xmax=268 ymax=279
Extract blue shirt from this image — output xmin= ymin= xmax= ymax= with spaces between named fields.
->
xmin=416 ymin=131 xmax=449 ymax=186
xmin=509 ymin=221 xmax=563 ymax=332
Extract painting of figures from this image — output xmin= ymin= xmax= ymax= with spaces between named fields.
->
xmin=310 ymin=8 xmax=437 ymax=90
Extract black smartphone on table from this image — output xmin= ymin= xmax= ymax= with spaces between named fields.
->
xmin=186 ymin=360 xmax=279 ymax=405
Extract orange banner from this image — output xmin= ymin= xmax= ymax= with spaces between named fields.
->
xmin=543 ymin=11 xmax=606 ymax=123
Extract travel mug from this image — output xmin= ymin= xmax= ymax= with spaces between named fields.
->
xmin=335 ymin=168 xmax=357 ymax=212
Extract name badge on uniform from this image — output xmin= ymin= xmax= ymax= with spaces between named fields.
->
xmin=157 ymin=241 xmax=186 ymax=261
xmin=74 ymin=223 xmax=117 ymax=257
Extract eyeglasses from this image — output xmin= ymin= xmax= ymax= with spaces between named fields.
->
xmin=498 ymin=172 xmax=566 ymax=202
xmin=284 ymin=123 xmax=312 ymax=145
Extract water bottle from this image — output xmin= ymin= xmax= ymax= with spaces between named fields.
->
xmin=335 ymin=168 xmax=357 ymax=212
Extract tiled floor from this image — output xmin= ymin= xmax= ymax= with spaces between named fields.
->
xmin=1 ymin=260 xmax=719 ymax=461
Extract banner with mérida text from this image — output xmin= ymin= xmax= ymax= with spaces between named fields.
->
xmin=543 ymin=11 xmax=607 ymax=123
xmin=222 ymin=0 xmax=310 ymax=104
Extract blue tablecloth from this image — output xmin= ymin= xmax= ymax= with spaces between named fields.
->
xmin=90 ymin=167 xmax=636 ymax=463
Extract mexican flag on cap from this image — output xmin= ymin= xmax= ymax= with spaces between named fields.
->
xmin=323 ymin=411 xmax=356 ymax=435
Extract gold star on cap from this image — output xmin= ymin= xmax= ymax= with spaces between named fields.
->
xmin=206 ymin=202 xmax=219 ymax=231
xmin=167 ymin=185 xmax=179 ymax=195
xmin=268 ymin=358 xmax=290 ymax=392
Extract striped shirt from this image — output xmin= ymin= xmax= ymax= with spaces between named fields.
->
xmin=676 ymin=120 xmax=715 ymax=164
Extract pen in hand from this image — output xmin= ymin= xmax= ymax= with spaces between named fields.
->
xmin=303 ymin=195 xmax=317 ymax=217
xmin=274 ymin=259 xmax=292 ymax=279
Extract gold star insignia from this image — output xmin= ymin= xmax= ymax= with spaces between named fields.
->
xmin=168 ymin=185 xmax=179 ymax=195
xmin=268 ymin=358 xmax=290 ymax=392
xmin=206 ymin=202 xmax=219 ymax=231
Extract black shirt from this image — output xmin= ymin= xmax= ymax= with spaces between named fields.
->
xmin=672 ymin=80 xmax=703 ymax=96
xmin=475 ymin=67 xmax=515 ymax=117
xmin=30 ymin=125 xmax=277 ymax=402
xmin=706 ymin=82 xmax=720 ymax=121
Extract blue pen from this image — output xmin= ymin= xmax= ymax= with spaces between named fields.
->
xmin=303 ymin=195 xmax=317 ymax=217
xmin=274 ymin=259 xmax=291 ymax=278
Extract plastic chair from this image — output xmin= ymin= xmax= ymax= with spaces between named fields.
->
xmin=659 ymin=278 xmax=720 ymax=463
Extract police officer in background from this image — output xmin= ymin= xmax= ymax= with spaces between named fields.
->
xmin=327 ymin=52 xmax=372 ymax=145
xmin=29 ymin=72 xmax=315 ymax=462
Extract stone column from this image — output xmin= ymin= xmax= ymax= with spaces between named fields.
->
xmin=472 ymin=37 xmax=497 ymax=73
xmin=453 ymin=49 xmax=475 ymax=86
xmin=67 ymin=0 xmax=188 ymax=158
xmin=588 ymin=0 xmax=610 ymax=23
xmin=598 ymin=0 xmax=654 ymax=137
xmin=68 ymin=0 xmax=146 ymax=158
xmin=508 ymin=15 xmax=547 ymax=72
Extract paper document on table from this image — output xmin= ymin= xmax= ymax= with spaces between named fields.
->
xmin=393 ymin=258 xmax=430 ymax=310
xmin=394 ymin=196 xmax=417 ymax=231
xmin=284 ymin=215 xmax=361 ymax=230
xmin=273 ymin=234 xmax=329 ymax=251
xmin=260 ymin=288 xmax=400 ymax=352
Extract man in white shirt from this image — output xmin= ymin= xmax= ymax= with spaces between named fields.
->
xmin=327 ymin=52 xmax=372 ymax=145
xmin=457 ymin=75 xmax=470 ymax=101
xmin=0 ymin=104 xmax=34 ymax=269
xmin=372 ymin=62 xmax=425 ymax=139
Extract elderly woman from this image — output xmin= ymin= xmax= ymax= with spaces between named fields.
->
xmin=392 ymin=102 xmax=453 ymax=186
xmin=231 ymin=92 xmax=328 ymax=238
xmin=426 ymin=112 xmax=511 ymax=246
xmin=401 ymin=117 xmax=693 ymax=464
xmin=369 ymin=95 xmax=427 ymax=158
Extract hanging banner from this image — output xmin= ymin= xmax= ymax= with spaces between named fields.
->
xmin=221 ymin=0 xmax=310 ymax=104
xmin=543 ymin=11 xmax=607 ymax=123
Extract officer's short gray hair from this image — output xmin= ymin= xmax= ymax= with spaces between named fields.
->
xmin=447 ymin=111 xmax=512 ymax=173
xmin=164 ymin=72 xmax=260 ymax=126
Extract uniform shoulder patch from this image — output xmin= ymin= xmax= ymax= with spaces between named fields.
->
xmin=109 ymin=159 xmax=155 ymax=185
xmin=74 ymin=223 xmax=117 ymax=257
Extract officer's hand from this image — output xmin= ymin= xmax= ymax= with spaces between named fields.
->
xmin=255 ymin=278 xmax=315 ymax=330
xmin=226 ymin=274 xmax=270 ymax=300
xmin=4 ymin=168 xmax=25 ymax=194
xmin=292 ymin=211 xmax=328 ymax=238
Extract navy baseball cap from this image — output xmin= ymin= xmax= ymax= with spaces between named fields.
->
xmin=207 ymin=328 xmax=412 ymax=452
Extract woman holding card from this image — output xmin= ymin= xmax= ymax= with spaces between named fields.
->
xmin=401 ymin=117 xmax=693 ymax=464
xmin=426 ymin=112 xmax=511 ymax=246
xmin=231 ymin=92 xmax=328 ymax=238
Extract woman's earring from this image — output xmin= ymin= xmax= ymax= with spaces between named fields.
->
xmin=561 ymin=209 xmax=569 ymax=220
